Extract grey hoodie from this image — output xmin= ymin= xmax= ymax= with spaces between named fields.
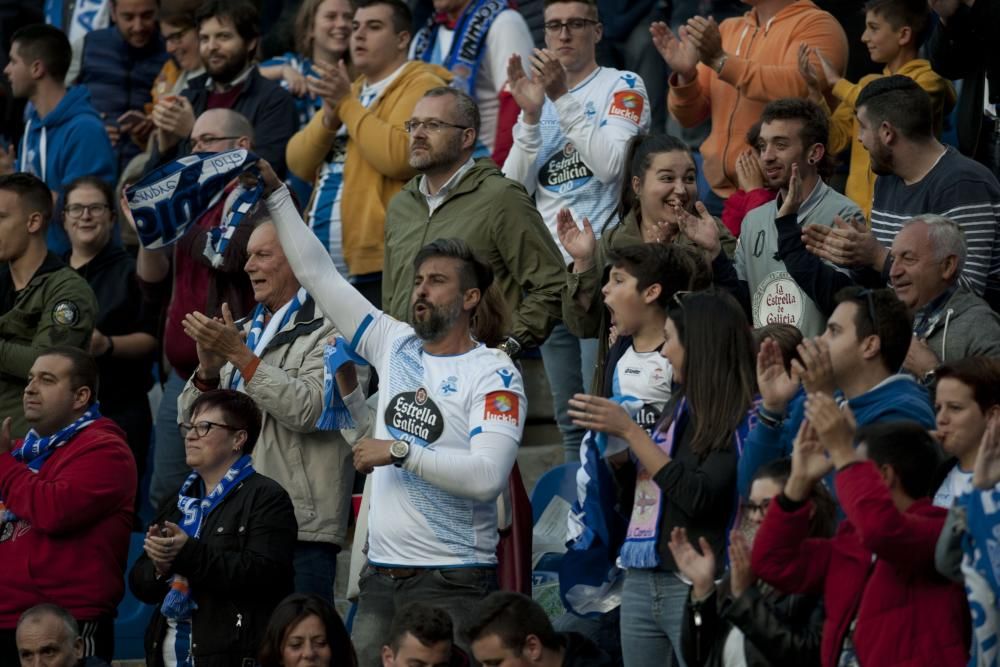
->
xmin=922 ymin=284 xmax=1000 ymax=362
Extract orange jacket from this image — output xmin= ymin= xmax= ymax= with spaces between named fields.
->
xmin=669 ymin=0 xmax=849 ymax=198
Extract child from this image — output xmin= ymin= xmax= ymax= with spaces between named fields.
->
xmin=799 ymin=0 xmax=956 ymax=219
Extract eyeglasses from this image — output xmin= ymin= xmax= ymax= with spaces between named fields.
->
xmin=403 ymin=119 xmax=471 ymax=134
xmin=64 ymin=203 xmax=111 ymax=218
xmin=671 ymin=290 xmax=692 ymax=308
xmin=192 ymin=135 xmax=241 ymax=147
xmin=163 ymin=26 xmax=193 ymax=45
xmin=179 ymin=420 xmax=241 ymax=439
xmin=742 ymin=498 xmax=772 ymax=517
xmin=857 ymin=288 xmax=880 ymax=335
xmin=543 ymin=18 xmax=598 ymax=33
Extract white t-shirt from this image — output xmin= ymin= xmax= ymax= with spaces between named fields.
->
xmin=934 ymin=463 xmax=974 ymax=508
xmin=603 ymin=344 xmax=671 ymax=457
xmin=408 ymin=9 xmax=534 ymax=152
xmin=504 ymin=66 xmax=650 ymax=263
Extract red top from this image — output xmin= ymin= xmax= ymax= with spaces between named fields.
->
xmin=205 ymin=81 xmax=245 ymax=110
xmin=721 ymin=187 xmax=777 ymax=237
xmin=751 ymin=460 xmax=970 ymax=667
xmin=0 ymin=417 xmax=136 ymax=628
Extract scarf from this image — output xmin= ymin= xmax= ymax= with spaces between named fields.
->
xmin=958 ymin=487 xmax=1000 ymax=665
xmin=126 ymin=149 xmax=260 ymax=251
xmin=229 ymin=288 xmax=307 ymax=391
xmin=0 ymin=404 xmax=101 ymax=525
xmin=316 ymin=337 xmax=368 ymax=431
xmin=619 ymin=398 xmax=752 ymax=569
xmin=160 ymin=455 xmax=256 ymax=623
xmin=412 ymin=0 xmax=509 ymax=98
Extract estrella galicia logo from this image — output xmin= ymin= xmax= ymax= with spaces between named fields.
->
xmin=496 ymin=368 xmax=514 ymax=388
xmin=539 ymin=143 xmax=593 ymax=194
xmin=439 ymin=376 xmax=458 ymax=395
xmin=385 ymin=388 xmax=445 ymax=446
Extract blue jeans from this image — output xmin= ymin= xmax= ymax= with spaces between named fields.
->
xmin=620 ymin=569 xmax=690 ymax=667
xmin=293 ymin=541 xmax=339 ymax=604
xmin=540 ymin=324 xmax=598 ymax=462
xmin=148 ymin=371 xmax=191 ymax=511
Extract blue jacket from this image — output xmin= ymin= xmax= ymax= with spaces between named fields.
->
xmin=737 ymin=375 xmax=937 ymax=497
xmin=17 ymin=86 xmax=117 ymax=254
xmin=78 ymin=27 xmax=167 ymax=174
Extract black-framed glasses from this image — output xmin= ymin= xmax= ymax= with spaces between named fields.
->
xmin=179 ymin=420 xmax=241 ymax=439
xmin=671 ymin=290 xmax=692 ymax=308
xmin=742 ymin=498 xmax=772 ymax=517
xmin=163 ymin=26 xmax=194 ymax=45
xmin=192 ymin=134 xmax=241 ymax=147
xmin=64 ymin=203 xmax=110 ymax=218
xmin=857 ymin=288 xmax=879 ymax=334
xmin=403 ymin=119 xmax=470 ymax=134
xmin=543 ymin=18 xmax=599 ymax=33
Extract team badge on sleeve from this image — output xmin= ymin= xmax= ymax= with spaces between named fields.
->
xmin=51 ymin=301 xmax=80 ymax=326
xmin=484 ymin=391 xmax=520 ymax=425
xmin=608 ymin=91 xmax=644 ymax=125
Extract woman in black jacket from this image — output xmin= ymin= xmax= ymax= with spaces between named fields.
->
xmin=130 ymin=389 xmax=297 ymax=667
xmin=670 ymin=458 xmax=835 ymax=667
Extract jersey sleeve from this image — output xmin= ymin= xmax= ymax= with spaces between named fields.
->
xmin=468 ymin=359 xmax=527 ymax=442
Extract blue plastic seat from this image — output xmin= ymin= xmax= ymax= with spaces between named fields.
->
xmin=530 ymin=462 xmax=580 ymax=572
xmin=114 ymin=532 xmax=155 ymax=660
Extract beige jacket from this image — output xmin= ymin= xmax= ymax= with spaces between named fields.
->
xmin=178 ymin=296 xmax=369 ymax=546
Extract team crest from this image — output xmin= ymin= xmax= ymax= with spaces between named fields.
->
xmin=51 ymin=301 xmax=80 ymax=326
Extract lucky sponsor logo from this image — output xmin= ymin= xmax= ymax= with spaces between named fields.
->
xmin=483 ymin=390 xmax=519 ymax=426
xmin=608 ymin=90 xmax=643 ymax=125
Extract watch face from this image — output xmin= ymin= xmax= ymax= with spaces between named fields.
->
xmin=391 ymin=440 xmax=409 ymax=459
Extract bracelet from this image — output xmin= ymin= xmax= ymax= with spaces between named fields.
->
xmin=712 ymin=54 xmax=728 ymax=74
xmin=757 ymin=405 xmax=784 ymax=428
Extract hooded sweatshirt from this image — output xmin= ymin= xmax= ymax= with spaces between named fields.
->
xmin=668 ymin=0 xmax=848 ymax=198
xmin=16 ymin=86 xmax=117 ymax=255
xmin=826 ymin=59 xmax=956 ymax=219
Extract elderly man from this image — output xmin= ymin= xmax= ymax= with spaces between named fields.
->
xmin=0 ymin=348 xmax=136 ymax=665
xmin=889 ymin=215 xmax=1000 ymax=378
xmin=178 ymin=220 xmax=368 ymax=602
xmin=15 ymin=604 xmax=109 ymax=667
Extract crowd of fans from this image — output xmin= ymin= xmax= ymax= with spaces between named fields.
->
xmin=0 ymin=0 xmax=999 ymax=666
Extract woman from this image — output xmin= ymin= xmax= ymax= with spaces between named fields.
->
xmin=64 ymin=175 xmax=158 ymax=499
xmin=568 ymin=289 xmax=757 ymax=667
xmin=559 ymin=133 xmax=736 ymax=393
xmin=258 ymin=593 xmax=357 ymax=667
xmin=129 ymin=390 xmax=297 ymax=667
xmin=933 ymin=357 xmax=1000 ymax=507
xmin=672 ymin=458 xmax=833 ymax=667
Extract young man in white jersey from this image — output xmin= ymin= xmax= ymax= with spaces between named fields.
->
xmin=259 ymin=160 xmax=526 ymax=667
xmin=286 ymin=0 xmax=448 ymax=306
xmin=502 ymin=0 xmax=650 ymax=461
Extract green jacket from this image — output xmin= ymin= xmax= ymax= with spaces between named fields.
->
xmin=563 ymin=209 xmax=736 ymax=393
xmin=0 ymin=253 xmax=98 ymax=437
xmin=382 ymin=159 xmax=565 ymax=348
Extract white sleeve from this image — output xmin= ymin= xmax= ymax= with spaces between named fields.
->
xmin=265 ymin=185 xmax=380 ymax=348
xmin=401 ymin=429 xmax=518 ymax=503
xmin=501 ymin=113 xmax=541 ymax=193
xmin=554 ymin=73 xmax=650 ymax=185
xmin=484 ymin=11 xmax=535 ymax=96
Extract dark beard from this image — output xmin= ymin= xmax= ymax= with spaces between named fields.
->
xmin=411 ymin=298 xmax=463 ymax=342
xmin=207 ymin=53 xmax=249 ymax=84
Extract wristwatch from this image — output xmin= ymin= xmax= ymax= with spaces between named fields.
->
xmin=497 ymin=336 xmax=523 ymax=359
xmin=389 ymin=439 xmax=410 ymax=467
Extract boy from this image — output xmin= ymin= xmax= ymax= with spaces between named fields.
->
xmin=799 ymin=0 xmax=956 ymax=218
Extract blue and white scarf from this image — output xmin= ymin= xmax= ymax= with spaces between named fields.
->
xmin=316 ymin=337 xmax=368 ymax=431
xmin=229 ymin=288 xmax=307 ymax=391
xmin=957 ymin=487 xmax=1000 ymax=665
xmin=412 ymin=0 xmax=509 ymax=98
xmin=126 ymin=149 xmax=261 ymax=251
xmin=160 ymin=454 xmax=256 ymax=623
xmin=0 ymin=404 xmax=101 ymax=524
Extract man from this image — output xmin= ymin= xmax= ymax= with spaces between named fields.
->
xmin=0 ymin=174 xmax=97 ymax=438
xmin=178 ymin=220 xmax=369 ymax=601
xmin=733 ymin=98 xmax=861 ymax=337
xmin=502 ymin=0 xmax=649 ymax=458
xmin=15 ymin=604 xmax=109 ymax=667
xmin=135 ymin=108 xmax=258 ymax=508
xmin=804 ymin=76 xmax=1000 ymax=311
xmin=888 ymin=215 xmax=1000 ymax=377
xmin=383 ymin=87 xmax=565 ymax=356
xmin=466 ymin=592 xmax=612 ymax=667
xmin=737 ymin=287 xmax=936 ymax=495
xmin=287 ymin=0 xmax=449 ymax=305
xmin=751 ymin=410 xmax=968 ymax=667
xmin=383 ymin=603 xmax=465 ymax=667
xmin=927 ymin=0 xmax=1000 ymax=177
xmin=149 ymin=0 xmax=297 ymax=177
xmin=264 ymin=160 xmax=526 ymax=666
xmin=3 ymin=25 xmax=116 ymax=254
xmin=409 ymin=0 xmax=535 ymax=163
xmin=654 ymin=0 xmax=848 ymax=205
xmin=0 ymin=348 xmax=136 ymax=665
xmin=74 ymin=0 xmax=168 ymax=174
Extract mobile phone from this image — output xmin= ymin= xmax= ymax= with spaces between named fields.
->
xmin=119 ymin=110 xmax=147 ymax=125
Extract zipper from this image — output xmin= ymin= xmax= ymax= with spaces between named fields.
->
xmin=236 ymin=613 xmax=243 ymax=628
xmin=720 ymin=25 xmax=759 ymax=188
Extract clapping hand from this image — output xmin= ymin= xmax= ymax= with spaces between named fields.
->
xmin=728 ymin=530 xmax=756 ymax=598
xmin=792 ymin=337 xmax=835 ymax=397
xmin=684 ymin=16 xmax=724 ymax=67
xmin=973 ymin=414 xmax=1000 ymax=489
xmin=667 ymin=527 xmax=716 ymax=599
xmin=777 ymin=162 xmax=805 ymax=218
xmin=529 ymin=48 xmax=569 ymax=102
xmin=182 ymin=303 xmax=250 ymax=372
xmin=556 ymin=208 xmax=596 ymax=270
xmin=507 ymin=53 xmax=546 ymax=121
xmin=757 ymin=337 xmax=801 ymax=415
xmin=786 ymin=419 xmax=833 ymax=500
xmin=308 ymin=60 xmax=352 ymax=128
xmin=802 ymin=215 xmax=887 ymax=270
xmin=650 ymin=21 xmax=699 ymax=81
xmin=804 ymin=392 xmax=857 ymax=468
xmin=735 ymin=149 xmax=764 ymax=192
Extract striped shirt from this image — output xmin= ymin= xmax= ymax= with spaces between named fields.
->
xmin=871 ymin=146 xmax=1000 ymax=303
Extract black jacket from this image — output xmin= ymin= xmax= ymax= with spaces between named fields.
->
xmin=129 ymin=472 xmax=297 ymax=667
xmin=681 ymin=575 xmax=823 ymax=667
xmin=562 ymin=631 xmax=614 ymax=667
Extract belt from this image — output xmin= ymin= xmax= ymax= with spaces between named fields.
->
xmin=367 ymin=563 xmax=494 ymax=580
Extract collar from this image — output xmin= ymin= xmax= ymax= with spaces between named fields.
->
xmin=913 ymin=282 xmax=959 ymax=334
xmin=207 ymin=65 xmax=254 ymax=92
xmin=419 ymin=156 xmax=477 ymax=200
xmin=776 ymin=176 xmax=826 ymax=222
